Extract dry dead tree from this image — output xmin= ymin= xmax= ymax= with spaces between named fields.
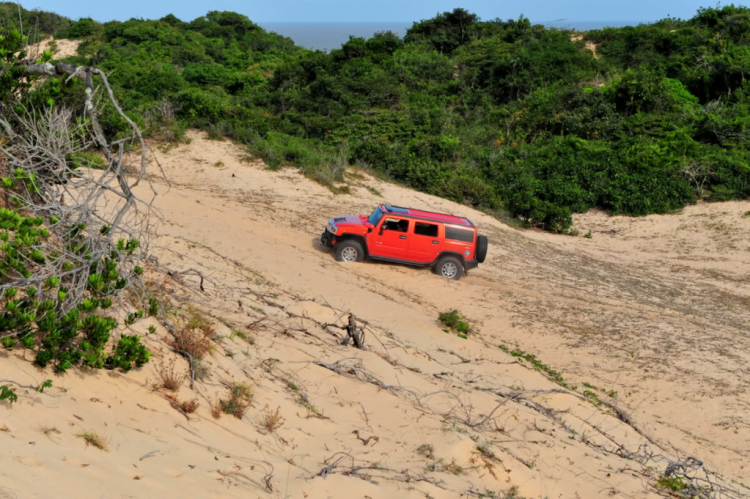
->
xmin=0 ymin=59 xmax=157 ymax=336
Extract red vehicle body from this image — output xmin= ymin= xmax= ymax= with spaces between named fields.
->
xmin=320 ymin=205 xmax=488 ymax=280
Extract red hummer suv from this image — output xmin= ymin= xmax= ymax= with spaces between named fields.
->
xmin=320 ymin=205 xmax=488 ymax=280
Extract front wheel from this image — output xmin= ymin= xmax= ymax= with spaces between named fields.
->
xmin=334 ymin=240 xmax=365 ymax=262
xmin=434 ymin=256 xmax=463 ymax=280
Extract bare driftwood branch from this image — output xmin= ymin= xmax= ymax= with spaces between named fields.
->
xmin=321 ymin=313 xmax=365 ymax=348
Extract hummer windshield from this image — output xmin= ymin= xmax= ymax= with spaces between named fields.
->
xmin=368 ymin=206 xmax=384 ymax=226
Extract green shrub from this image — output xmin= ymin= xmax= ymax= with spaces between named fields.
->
xmin=0 ymin=385 xmax=17 ymax=405
xmin=439 ymin=310 xmax=474 ymax=337
xmin=106 ymin=335 xmax=151 ymax=371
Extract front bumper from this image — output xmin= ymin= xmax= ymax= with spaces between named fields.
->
xmin=320 ymin=229 xmax=335 ymax=248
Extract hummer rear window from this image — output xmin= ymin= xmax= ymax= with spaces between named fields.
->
xmin=445 ymin=227 xmax=474 ymax=243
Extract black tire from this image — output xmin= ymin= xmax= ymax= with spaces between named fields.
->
xmin=334 ymin=240 xmax=365 ymax=263
xmin=434 ymin=256 xmax=463 ymax=280
xmin=476 ymin=235 xmax=488 ymax=263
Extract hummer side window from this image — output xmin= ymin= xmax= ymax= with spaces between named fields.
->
xmin=382 ymin=218 xmax=409 ymax=232
xmin=414 ymin=222 xmax=438 ymax=237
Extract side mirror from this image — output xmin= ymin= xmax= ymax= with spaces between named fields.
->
xmin=378 ymin=226 xmax=384 ymax=236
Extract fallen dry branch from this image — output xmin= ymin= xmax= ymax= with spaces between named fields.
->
xmin=322 ymin=314 xmax=365 ymax=348
xmin=314 ymin=451 xmax=449 ymax=490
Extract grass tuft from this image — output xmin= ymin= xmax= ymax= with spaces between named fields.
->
xmin=78 ymin=431 xmax=107 ymax=451
xmin=261 ymin=405 xmax=285 ymax=432
xmin=158 ymin=358 xmax=188 ymax=391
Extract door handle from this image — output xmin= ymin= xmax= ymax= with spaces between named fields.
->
xmin=432 ymin=241 xmax=440 ymax=245
xmin=399 ymin=235 xmax=407 ymax=240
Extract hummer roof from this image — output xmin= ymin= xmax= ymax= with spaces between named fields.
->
xmin=380 ymin=205 xmax=474 ymax=227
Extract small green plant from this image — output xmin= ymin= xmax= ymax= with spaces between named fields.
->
xmin=0 ymin=385 xmax=18 ymax=405
xmin=568 ymin=228 xmax=580 ymax=237
xmin=35 ymin=379 xmax=53 ymax=393
xmin=220 ymin=382 xmax=253 ymax=419
xmin=499 ymin=345 xmax=568 ymax=388
xmin=743 ymin=211 xmax=750 ymax=218
xmin=584 ymin=230 xmax=593 ymax=239
xmin=583 ymin=390 xmax=603 ymax=406
xmin=192 ymin=359 xmax=211 ymax=380
xmin=230 ymin=328 xmax=254 ymax=344
xmin=656 ymin=475 xmax=687 ymax=492
xmin=417 ymin=443 xmax=435 ymax=459
xmin=441 ymin=460 xmax=464 ymax=475
xmin=148 ymin=325 xmax=157 ymax=335
xmin=67 ymin=152 xmax=107 ymax=170
xmin=147 ymin=298 xmax=160 ymax=316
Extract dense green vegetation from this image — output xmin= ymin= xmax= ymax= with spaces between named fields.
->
xmin=6 ymin=4 xmax=750 ymax=231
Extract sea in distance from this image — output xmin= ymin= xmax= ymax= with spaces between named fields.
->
xmin=259 ymin=20 xmax=642 ymax=52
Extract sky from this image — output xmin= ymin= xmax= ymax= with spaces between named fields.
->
xmin=22 ymin=0 xmax=748 ymax=24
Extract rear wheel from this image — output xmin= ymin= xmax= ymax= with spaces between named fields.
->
xmin=434 ymin=256 xmax=463 ymax=280
xmin=335 ymin=240 xmax=365 ymax=263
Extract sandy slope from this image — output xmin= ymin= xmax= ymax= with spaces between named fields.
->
xmin=27 ymin=38 xmax=80 ymax=60
xmin=1 ymin=130 xmax=749 ymax=499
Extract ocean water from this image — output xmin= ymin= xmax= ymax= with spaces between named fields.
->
xmin=259 ymin=20 xmax=644 ymax=52
xmin=259 ymin=22 xmax=411 ymax=51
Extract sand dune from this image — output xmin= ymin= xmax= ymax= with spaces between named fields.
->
xmin=1 ymin=130 xmax=748 ymax=498
xmin=26 ymin=37 xmax=80 ymax=60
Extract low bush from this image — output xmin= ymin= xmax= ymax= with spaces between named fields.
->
xmin=219 ymin=382 xmax=253 ymax=419
xmin=167 ymin=307 xmax=215 ymax=360
xmin=439 ymin=310 xmax=474 ymax=338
